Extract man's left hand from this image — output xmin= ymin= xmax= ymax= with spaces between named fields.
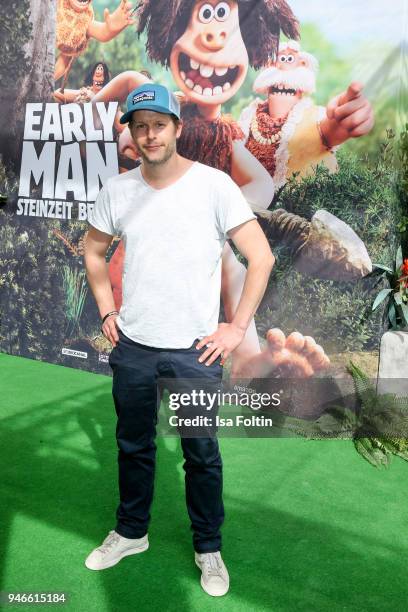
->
xmin=196 ymin=322 xmax=246 ymax=366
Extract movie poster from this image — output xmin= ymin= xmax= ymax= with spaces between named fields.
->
xmin=0 ymin=0 xmax=406 ymax=420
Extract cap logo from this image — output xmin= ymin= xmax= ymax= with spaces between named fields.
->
xmin=132 ymin=91 xmax=156 ymax=105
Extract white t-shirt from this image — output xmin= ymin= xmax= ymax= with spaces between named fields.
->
xmin=88 ymin=161 xmax=256 ymax=348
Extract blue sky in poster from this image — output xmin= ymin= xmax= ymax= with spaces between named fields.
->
xmin=289 ymin=0 xmax=407 ymax=101
xmin=290 ymin=0 xmax=407 ymax=49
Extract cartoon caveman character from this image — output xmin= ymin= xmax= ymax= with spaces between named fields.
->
xmin=55 ymin=0 xmax=135 ymax=83
xmin=238 ymin=39 xmax=374 ymax=280
xmin=54 ymin=61 xmax=111 ymax=103
xmin=53 ymin=62 xmax=127 ymax=141
xmin=90 ymin=1 xmax=336 ymax=381
xmin=239 ymin=40 xmax=375 ymax=189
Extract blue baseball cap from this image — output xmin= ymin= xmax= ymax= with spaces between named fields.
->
xmin=119 ymin=83 xmax=181 ymax=124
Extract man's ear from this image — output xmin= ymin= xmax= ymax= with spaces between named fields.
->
xmin=176 ymin=119 xmax=183 ymax=138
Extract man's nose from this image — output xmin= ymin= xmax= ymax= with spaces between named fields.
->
xmin=200 ymin=27 xmax=227 ymax=51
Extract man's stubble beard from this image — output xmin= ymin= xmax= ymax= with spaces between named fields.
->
xmin=137 ymin=140 xmax=177 ymax=167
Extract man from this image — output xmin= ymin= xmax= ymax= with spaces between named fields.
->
xmin=84 ymin=83 xmax=275 ymax=597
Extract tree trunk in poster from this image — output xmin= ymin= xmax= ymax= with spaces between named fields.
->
xmin=1 ymin=0 xmax=56 ymax=167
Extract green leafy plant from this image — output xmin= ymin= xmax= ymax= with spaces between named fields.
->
xmin=276 ymin=362 xmax=408 ymax=469
xmin=397 ymin=215 xmax=408 ymax=235
xmin=370 ymin=246 xmax=408 ymax=329
xmin=61 ymin=265 xmax=88 ymax=338
xmin=347 ymin=362 xmax=408 ymax=468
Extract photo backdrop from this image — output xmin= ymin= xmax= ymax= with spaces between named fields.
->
xmin=0 ymin=0 xmax=407 ymax=418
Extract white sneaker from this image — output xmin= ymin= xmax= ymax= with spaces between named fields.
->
xmin=85 ymin=530 xmax=149 ymax=570
xmin=195 ymin=551 xmax=229 ymax=596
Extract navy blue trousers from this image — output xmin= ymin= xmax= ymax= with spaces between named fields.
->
xmin=108 ymin=328 xmax=224 ymax=553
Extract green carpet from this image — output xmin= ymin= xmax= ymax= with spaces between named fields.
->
xmin=1 ymin=352 xmax=407 ymax=612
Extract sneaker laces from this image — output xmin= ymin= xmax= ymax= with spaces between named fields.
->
xmin=98 ymin=530 xmax=121 ymax=554
xmin=201 ymin=552 xmax=223 ymax=577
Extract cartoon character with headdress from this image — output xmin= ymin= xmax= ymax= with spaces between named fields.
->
xmin=239 ymin=40 xmax=375 ymax=188
xmin=55 ymin=0 xmax=135 ymax=86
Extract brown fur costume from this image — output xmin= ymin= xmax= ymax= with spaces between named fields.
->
xmin=178 ymin=103 xmax=245 ymax=174
xmin=136 ymin=0 xmax=300 ymax=68
xmin=56 ymin=0 xmax=94 ymax=57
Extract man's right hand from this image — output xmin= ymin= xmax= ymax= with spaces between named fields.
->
xmin=102 ymin=313 xmax=120 ymax=347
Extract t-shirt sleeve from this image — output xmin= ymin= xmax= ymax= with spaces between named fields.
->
xmin=216 ymin=174 xmax=257 ymax=239
xmin=88 ymin=184 xmax=116 ymax=236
